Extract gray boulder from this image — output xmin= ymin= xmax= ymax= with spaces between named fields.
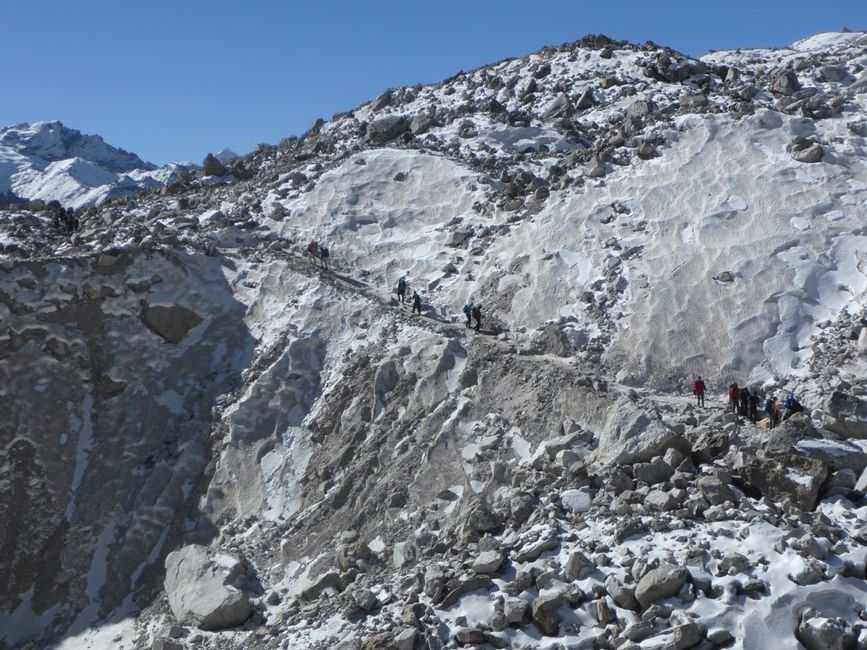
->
xmin=576 ymin=88 xmax=596 ymax=109
xmin=542 ymin=93 xmax=573 ymax=121
xmin=634 ymin=563 xmax=688 ymax=609
xmin=366 ymin=115 xmax=410 ymax=143
xmin=142 ymin=304 xmax=203 ymax=344
xmin=472 ymin=550 xmax=504 ymax=575
xmin=605 ymin=574 xmax=638 ymax=610
xmin=823 ymin=391 xmax=867 ymax=438
xmin=563 ymin=550 xmax=595 ymax=581
xmin=794 ymin=143 xmax=824 ymax=163
xmin=771 ymin=70 xmax=801 ymax=95
xmin=697 ymin=476 xmax=735 ymax=505
xmin=164 ymin=545 xmax=252 ymax=631
xmin=468 ymin=503 xmax=502 ymax=532
xmin=531 ymin=593 xmax=564 ymax=636
xmin=818 ymin=65 xmax=848 ymax=83
xmin=202 ymin=153 xmax=228 ymax=177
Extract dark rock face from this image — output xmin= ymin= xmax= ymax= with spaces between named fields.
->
xmin=203 ymin=153 xmax=228 ymax=177
xmin=142 ymin=305 xmax=203 ymax=344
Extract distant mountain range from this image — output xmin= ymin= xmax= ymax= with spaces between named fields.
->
xmin=0 ymin=121 xmax=199 ymax=208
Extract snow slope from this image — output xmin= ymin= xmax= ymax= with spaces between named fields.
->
xmin=0 ymin=121 xmax=196 ymax=208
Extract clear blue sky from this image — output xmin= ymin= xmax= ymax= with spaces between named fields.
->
xmin=1 ymin=0 xmax=862 ymax=165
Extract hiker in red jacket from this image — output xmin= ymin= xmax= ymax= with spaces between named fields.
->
xmin=728 ymin=382 xmax=740 ymax=413
xmin=693 ymin=376 xmax=706 ymax=407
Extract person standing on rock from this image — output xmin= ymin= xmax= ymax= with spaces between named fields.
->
xmin=319 ymin=245 xmax=330 ymax=269
xmin=397 ymin=276 xmax=407 ymax=303
xmin=464 ymin=301 xmax=474 ymax=328
xmin=472 ymin=304 xmax=482 ymax=331
xmin=693 ymin=376 xmax=706 ymax=408
xmin=411 ymin=291 xmax=422 ymax=315
xmin=728 ymin=382 xmax=740 ymax=414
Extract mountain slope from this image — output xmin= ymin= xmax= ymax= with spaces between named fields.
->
xmin=0 ymin=31 xmax=866 ymax=650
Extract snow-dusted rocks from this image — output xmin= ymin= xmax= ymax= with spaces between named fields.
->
xmin=823 ymin=391 xmax=867 ymax=439
xmin=592 ymin=397 xmax=688 ymax=465
xmin=796 ymin=608 xmax=857 ymax=650
xmin=164 ymin=545 xmax=253 ymax=630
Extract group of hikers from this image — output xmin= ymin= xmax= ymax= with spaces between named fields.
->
xmin=693 ymin=376 xmax=804 ymax=428
xmin=305 ymin=242 xmax=484 ymax=328
xmin=396 ymin=276 xmax=422 ymax=315
xmin=50 ymin=202 xmax=79 ymax=235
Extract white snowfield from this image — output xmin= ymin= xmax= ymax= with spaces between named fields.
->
xmin=1 ymin=30 xmax=867 ymax=650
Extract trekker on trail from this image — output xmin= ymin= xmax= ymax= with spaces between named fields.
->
xmin=748 ymin=390 xmax=760 ymax=423
xmin=412 ymin=291 xmax=422 ymax=315
xmin=463 ymin=302 xmax=473 ymax=328
xmin=472 ymin=304 xmax=482 ymax=330
xmin=783 ymin=393 xmax=803 ymax=421
xmin=307 ymin=240 xmax=319 ymax=262
xmin=728 ymin=383 xmax=740 ymax=413
xmin=739 ymin=387 xmax=750 ymax=417
xmin=319 ymin=245 xmax=330 ymax=269
xmin=693 ymin=376 xmax=706 ymax=408
xmin=397 ymin=276 xmax=407 ymax=303
xmin=765 ymin=396 xmax=778 ymax=429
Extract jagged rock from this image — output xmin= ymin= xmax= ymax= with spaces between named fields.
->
xmin=697 ymin=476 xmax=735 ymax=505
xmin=202 ymin=154 xmax=228 ymax=177
xmin=644 ymin=489 xmax=679 ymax=511
xmin=796 ymin=608 xmax=856 ymax=650
xmin=394 ymin=628 xmax=417 ymax=650
xmin=366 ymin=116 xmax=410 ymax=143
xmin=467 ymin=503 xmax=502 ymax=532
xmin=588 ymin=155 xmax=606 ymax=178
xmin=633 ymin=457 xmax=675 ymax=485
xmin=564 ymin=550 xmax=595 ymax=580
xmin=771 ymin=70 xmax=801 ymax=95
xmin=410 ymin=114 xmax=433 ymax=135
xmin=352 ymin=587 xmax=377 ymax=612
xmin=643 ymin=622 xmax=706 ymax=650
xmin=393 ymin=541 xmax=417 ymax=569
xmin=472 ymin=550 xmax=504 ymax=575
xmin=637 ymin=141 xmax=657 ymax=159
xmin=576 ymin=88 xmax=596 ymax=109
xmin=504 ymin=597 xmax=528 ymax=624
xmin=823 ymin=391 xmax=867 ymax=438
xmin=163 ymin=545 xmax=252 ymax=631
xmin=455 ymin=628 xmax=486 ymax=645
xmin=634 ymin=563 xmax=688 ymax=609
xmin=531 ymin=594 xmax=564 ymax=636
xmin=142 ymin=304 xmax=202 ymax=344
xmin=514 ymin=532 xmax=559 ymax=563
xmin=858 ymin=327 xmax=867 ymax=356
xmin=543 ymin=93 xmax=573 ymax=121
xmin=605 ymin=574 xmax=639 ymax=610
xmin=734 ymin=450 xmax=827 ymax=511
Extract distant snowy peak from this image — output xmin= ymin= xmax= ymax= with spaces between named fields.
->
xmin=0 ymin=120 xmax=153 ymax=173
xmin=214 ymin=148 xmax=239 ymax=162
xmin=0 ymin=120 xmax=193 ymax=208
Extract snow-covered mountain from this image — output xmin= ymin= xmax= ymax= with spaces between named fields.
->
xmin=0 ymin=121 xmax=197 ymax=208
xmin=1 ymin=31 xmax=867 ymax=650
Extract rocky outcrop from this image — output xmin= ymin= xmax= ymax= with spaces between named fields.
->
xmin=142 ymin=304 xmax=203 ymax=344
xmin=823 ymin=391 xmax=867 ymax=438
xmin=164 ymin=545 xmax=253 ymax=631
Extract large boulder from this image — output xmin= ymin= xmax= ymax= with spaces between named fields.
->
xmin=771 ymin=70 xmax=801 ymax=95
xmin=202 ymin=153 xmax=228 ymax=177
xmin=733 ymin=451 xmax=827 ymax=511
xmin=795 ymin=608 xmax=856 ymax=650
xmin=164 ymin=545 xmax=252 ymax=631
xmin=531 ymin=594 xmax=564 ymax=636
xmin=142 ymin=304 xmax=203 ymax=344
xmin=366 ymin=115 xmax=410 ymax=143
xmin=635 ymin=563 xmax=688 ymax=609
xmin=823 ymin=392 xmax=867 ymax=439
xmin=592 ymin=398 xmax=689 ymax=465
xmin=542 ymin=93 xmax=573 ymax=121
